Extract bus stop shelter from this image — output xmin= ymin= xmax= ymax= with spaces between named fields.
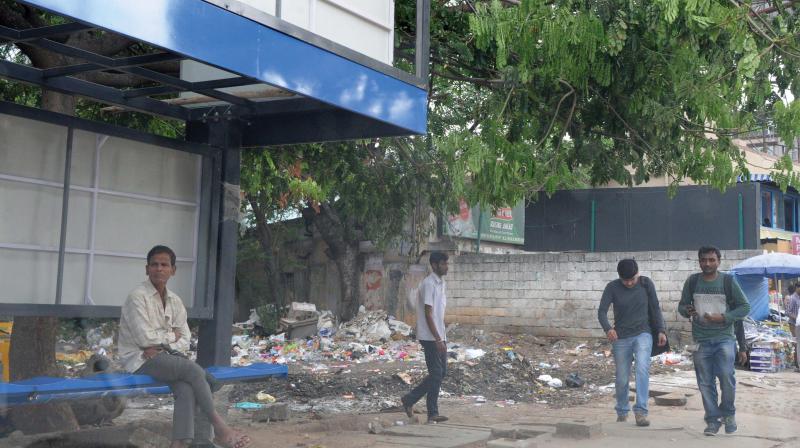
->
xmin=0 ymin=0 xmax=429 ymax=366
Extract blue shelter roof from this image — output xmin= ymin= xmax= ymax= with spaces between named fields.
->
xmin=3 ymin=0 xmax=428 ymax=144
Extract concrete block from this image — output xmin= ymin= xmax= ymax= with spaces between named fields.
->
xmin=654 ymin=393 xmax=688 ymax=406
xmin=585 ymin=253 xmax=601 ymax=262
xmin=129 ymin=428 xmax=170 ymax=448
xmin=487 ymin=437 xmax=537 ymax=448
xmin=554 ymin=420 xmax=602 ymax=439
xmin=252 ymin=403 xmax=290 ymax=422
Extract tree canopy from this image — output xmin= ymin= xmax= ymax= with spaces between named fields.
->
xmin=436 ymin=0 xmax=800 ymax=206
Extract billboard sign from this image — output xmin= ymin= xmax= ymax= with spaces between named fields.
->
xmin=444 ymin=199 xmax=525 ymax=245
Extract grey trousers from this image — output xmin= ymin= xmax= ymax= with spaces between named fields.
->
xmin=136 ymin=352 xmax=214 ymax=442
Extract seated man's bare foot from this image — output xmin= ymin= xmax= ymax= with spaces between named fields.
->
xmin=214 ymin=429 xmax=251 ymax=448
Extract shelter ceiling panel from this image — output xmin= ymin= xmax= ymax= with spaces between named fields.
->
xmin=315 ymin=1 xmax=391 ymax=62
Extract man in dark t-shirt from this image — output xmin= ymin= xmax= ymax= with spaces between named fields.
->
xmin=598 ymin=259 xmax=667 ymax=427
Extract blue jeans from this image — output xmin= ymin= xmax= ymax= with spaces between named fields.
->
xmin=403 ymin=340 xmax=448 ymax=418
xmin=612 ymin=332 xmax=652 ymax=416
xmin=693 ymin=339 xmax=736 ymax=423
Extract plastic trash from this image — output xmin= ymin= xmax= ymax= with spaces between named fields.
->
xmin=269 ymin=333 xmax=286 ymax=343
xmin=234 ymin=402 xmax=264 ymax=409
xmin=547 ymin=378 xmax=563 ymax=388
xmin=565 ymin=373 xmax=586 ymax=388
xmin=256 ymin=391 xmax=277 ymax=403
xmin=464 ymin=348 xmax=486 ymax=360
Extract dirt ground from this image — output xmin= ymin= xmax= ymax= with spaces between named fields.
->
xmin=221 ymin=367 xmax=800 ymax=448
xmin=228 ymin=331 xmax=692 ymax=416
xmin=3 ymin=330 xmax=796 ymax=447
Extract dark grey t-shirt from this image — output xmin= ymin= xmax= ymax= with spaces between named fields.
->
xmin=597 ymin=276 xmax=666 ymax=339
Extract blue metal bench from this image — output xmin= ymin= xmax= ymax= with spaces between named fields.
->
xmin=0 ymin=363 xmax=288 ymax=406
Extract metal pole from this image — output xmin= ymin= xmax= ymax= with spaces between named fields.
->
xmin=55 ymin=126 xmax=74 ymax=305
xmin=476 ymin=207 xmax=483 ymax=253
xmin=590 ymin=200 xmax=596 ymax=252
xmin=738 ymin=193 xmax=744 ymax=249
xmin=194 ymin=118 xmax=242 ymax=367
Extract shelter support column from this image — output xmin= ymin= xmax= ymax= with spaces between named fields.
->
xmin=189 ymin=117 xmax=243 ymax=367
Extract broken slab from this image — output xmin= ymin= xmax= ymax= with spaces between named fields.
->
xmin=490 ymin=423 xmax=552 ymax=440
xmin=554 ymin=420 xmax=603 ymax=439
xmin=252 ymin=403 xmax=290 ymax=422
xmin=371 ymin=422 xmax=491 ymax=448
xmin=654 ymin=393 xmax=688 ymax=406
xmin=487 ymin=438 xmax=537 ymax=448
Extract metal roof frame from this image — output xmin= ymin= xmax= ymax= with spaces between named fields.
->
xmin=0 ymin=0 xmax=430 ymax=142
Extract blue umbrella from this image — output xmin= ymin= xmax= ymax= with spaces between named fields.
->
xmin=730 ymin=252 xmax=800 ymax=279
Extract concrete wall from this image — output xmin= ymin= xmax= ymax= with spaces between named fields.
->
xmin=445 ymin=250 xmax=763 ymax=346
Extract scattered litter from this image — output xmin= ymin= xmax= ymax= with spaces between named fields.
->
xmin=464 ymin=348 xmax=486 ymax=360
xmin=395 ymin=372 xmax=413 ymax=384
xmin=256 ymin=391 xmax=276 ymax=403
xmin=564 ymin=373 xmax=585 ymax=388
xmin=234 ymin=402 xmax=265 ymax=409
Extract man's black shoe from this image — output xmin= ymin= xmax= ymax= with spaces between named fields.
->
xmin=703 ymin=421 xmax=721 ymax=436
xmin=400 ymin=396 xmax=414 ymax=418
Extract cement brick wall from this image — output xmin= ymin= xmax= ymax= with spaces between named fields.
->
xmin=446 ymin=250 xmax=762 ymax=345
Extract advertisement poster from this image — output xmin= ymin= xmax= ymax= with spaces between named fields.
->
xmin=444 ymin=199 xmax=525 ymax=245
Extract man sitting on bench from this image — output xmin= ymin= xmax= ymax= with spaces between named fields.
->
xmin=118 ymin=245 xmax=251 ymax=448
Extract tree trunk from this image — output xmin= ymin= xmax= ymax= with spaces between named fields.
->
xmin=8 ymin=90 xmax=80 ymax=434
xmin=248 ymin=196 xmax=286 ymax=310
xmin=332 ymin=241 xmax=361 ymax=321
xmin=302 ymin=204 xmax=362 ymax=321
xmin=8 ymin=317 xmax=79 ymax=433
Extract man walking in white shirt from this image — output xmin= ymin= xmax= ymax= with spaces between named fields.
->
xmin=401 ymin=251 xmax=450 ymax=423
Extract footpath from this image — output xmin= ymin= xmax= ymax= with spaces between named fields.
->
xmin=235 ymin=369 xmax=800 ymax=448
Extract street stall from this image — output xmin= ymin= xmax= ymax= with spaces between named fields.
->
xmin=730 ymin=252 xmax=799 ymax=372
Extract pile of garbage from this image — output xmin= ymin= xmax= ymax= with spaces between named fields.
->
xmin=338 ymin=307 xmax=412 ymax=342
xmin=229 ymin=304 xmax=422 ymax=368
xmin=56 ymin=320 xmax=118 ymax=375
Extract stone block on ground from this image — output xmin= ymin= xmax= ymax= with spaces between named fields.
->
xmin=252 ymin=403 xmax=290 ymax=422
xmin=654 ymin=393 xmax=688 ymax=406
xmin=130 ymin=427 xmax=171 ymax=448
xmin=490 ymin=423 xmax=552 ymax=440
xmin=487 ymin=437 xmax=537 ymax=448
xmin=554 ymin=420 xmax=602 ymax=439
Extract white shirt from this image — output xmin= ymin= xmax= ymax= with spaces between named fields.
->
xmin=416 ymin=272 xmax=447 ymax=342
xmin=118 ymin=279 xmax=191 ymax=372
